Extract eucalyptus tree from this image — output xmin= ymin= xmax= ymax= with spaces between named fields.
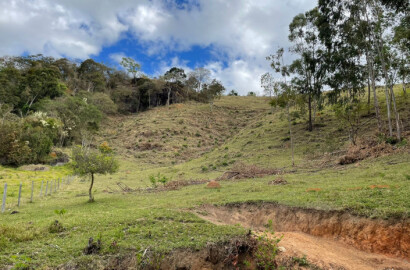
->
xmin=260 ymin=72 xmax=275 ymax=98
xmin=120 ymin=57 xmax=141 ymax=83
xmin=363 ymin=0 xmax=403 ymax=140
xmin=288 ymin=8 xmax=327 ymax=131
xmin=189 ymin=67 xmax=211 ymax=92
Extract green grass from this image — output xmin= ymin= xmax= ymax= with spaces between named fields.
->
xmin=0 ymin=87 xmax=409 ymax=268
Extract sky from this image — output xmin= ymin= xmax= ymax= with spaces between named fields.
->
xmin=0 ymin=0 xmax=317 ymax=95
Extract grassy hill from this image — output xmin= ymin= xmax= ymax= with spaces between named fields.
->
xmin=0 ymin=87 xmax=409 ymax=269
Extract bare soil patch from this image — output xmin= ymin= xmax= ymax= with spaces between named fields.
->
xmin=194 ymin=202 xmax=410 ymax=269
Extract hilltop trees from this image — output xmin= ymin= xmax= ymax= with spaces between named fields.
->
xmin=0 ymin=54 xmax=227 ymax=166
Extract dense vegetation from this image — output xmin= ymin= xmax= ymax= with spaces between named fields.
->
xmin=0 ymin=56 xmax=224 ymax=165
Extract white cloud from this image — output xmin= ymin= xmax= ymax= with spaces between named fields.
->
xmin=0 ymin=0 xmax=316 ymax=95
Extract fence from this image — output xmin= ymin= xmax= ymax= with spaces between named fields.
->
xmin=1 ymin=176 xmax=75 ymax=213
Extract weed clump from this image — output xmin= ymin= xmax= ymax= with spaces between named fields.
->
xmin=48 ymin=220 xmax=64 ymax=233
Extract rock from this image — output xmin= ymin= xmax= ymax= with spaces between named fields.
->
xmin=206 ymin=180 xmax=221 ymax=189
xmin=278 ymin=246 xmax=286 ymax=253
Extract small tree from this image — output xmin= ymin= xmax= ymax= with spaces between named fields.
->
xmin=72 ymin=142 xmax=119 ymax=202
xmin=228 ymin=89 xmax=238 ymax=96
xmin=202 ymin=79 xmax=225 ymax=111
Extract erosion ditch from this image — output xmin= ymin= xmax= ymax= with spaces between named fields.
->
xmin=195 ymin=202 xmax=410 ymax=260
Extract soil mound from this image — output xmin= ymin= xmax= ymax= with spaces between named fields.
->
xmin=206 ymin=180 xmax=221 ymax=189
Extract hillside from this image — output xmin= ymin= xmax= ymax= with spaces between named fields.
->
xmin=0 ymin=88 xmax=409 ymax=269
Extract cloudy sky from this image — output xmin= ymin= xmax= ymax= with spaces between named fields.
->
xmin=0 ymin=0 xmax=316 ymax=95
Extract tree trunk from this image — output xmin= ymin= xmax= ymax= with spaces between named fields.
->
xmin=390 ymin=85 xmax=401 ymax=141
xmin=287 ymin=105 xmax=295 ymax=167
xmin=403 ymin=78 xmax=407 ymax=95
xmin=367 ymin=76 xmax=371 ymax=114
xmin=89 ymin=173 xmax=94 ymax=202
xmin=370 ymin=3 xmax=393 ymax=137
xmin=308 ymin=94 xmax=313 ymax=131
xmin=167 ymin=87 xmax=171 ymax=108
xmin=367 ymin=52 xmax=382 ymax=133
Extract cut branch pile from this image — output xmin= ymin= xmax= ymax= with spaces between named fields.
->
xmin=217 ymin=163 xmax=282 ymax=181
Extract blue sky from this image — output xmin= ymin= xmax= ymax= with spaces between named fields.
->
xmin=0 ymin=0 xmax=316 ymax=95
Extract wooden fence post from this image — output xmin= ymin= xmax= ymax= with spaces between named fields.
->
xmin=40 ymin=180 xmax=44 ymax=197
xmin=50 ymin=181 xmax=53 ymax=195
xmin=1 ymin=183 xmax=7 ymax=213
xmin=30 ymin=181 xmax=34 ymax=203
xmin=17 ymin=183 xmax=22 ymax=207
xmin=45 ymin=181 xmax=49 ymax=196
xmin=58 ymin=178 xmax=60 ymax=189
xmin=54 ymin=180 xmax=57 ymax=192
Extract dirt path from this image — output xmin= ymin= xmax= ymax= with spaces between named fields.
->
xmin=195 ymin=203 xmax=410 ymax=270
xmin=277 ymin=232 xmax=409 ymax=270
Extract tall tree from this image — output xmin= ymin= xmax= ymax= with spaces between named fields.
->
xmin=189 ymin=67 xmax=211 ymax=92
xmin=163 ymin=67 xmax=186 ymax=107
xmin=120 ymin=57 xmax=141 ymax=82
xmin=260 ymin=72 xmax=275 ymax=98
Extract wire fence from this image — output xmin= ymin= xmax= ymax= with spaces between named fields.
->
xmin=1 ymin=175 xmax=75 ymax=213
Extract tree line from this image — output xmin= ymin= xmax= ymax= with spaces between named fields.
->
xmin=0 ymin=55 xmax=225 ymax=166
xmin=263 ymin=0 xmax=408 ymax=150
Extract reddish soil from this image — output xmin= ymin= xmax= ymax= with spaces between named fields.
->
xmin=206 ymin=180 xmax=221 ymax=189
xmin=195 ymin=202 xmax=410 ymax=269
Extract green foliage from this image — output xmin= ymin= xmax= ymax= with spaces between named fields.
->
xmin=120 ymin=57 xmax=141 ymax=80
xmin=54 ymin=209 xmax=67 ymax=216
xmin=41 ymin=96 xmax=102 ymax=145
xmin=0 ymin=112 xmax=61 ymax=166
xmin=71 ymin=146 xmax=119 ymax=177
xmin=149 ymin=173 xmax=170 ymax=187
xmin=254 ymin=220 xmax=282 ymax=270
xmin=292 ymin=255 xmax=309 ymax=266
xmin=10 ymin=255 xmax=31 ymax=270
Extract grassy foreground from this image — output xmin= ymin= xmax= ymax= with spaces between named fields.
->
xmin=0 ymin=89 xmax=409 ymax=269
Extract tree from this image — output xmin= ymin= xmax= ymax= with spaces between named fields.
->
xmin=260 ymin=72 xmax=275 ymax=97
xmin=78 ymin=59 xmax=108 ymax=92
xmin=72 ymin=143 xmax=119 ymax=202
xmin=120 ymin=57 xmax=141 ymax=82
xmin=202 ymin=79 xmax=225 ymax=111
xmin=189 ymin=67 xmax=211 ymax=92
xmin=228 ymin=89 xmax=239 ymax=96
xmin=247 ymin=91 xmax=257 ymax=96
xmin=163 ymin=67 xmax=186 ymax=107
xmin=288 ymin=8 xmax=326 ymax=131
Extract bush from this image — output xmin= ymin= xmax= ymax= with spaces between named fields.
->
xmin=88 ymin=92 xmax=118 ymax=115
